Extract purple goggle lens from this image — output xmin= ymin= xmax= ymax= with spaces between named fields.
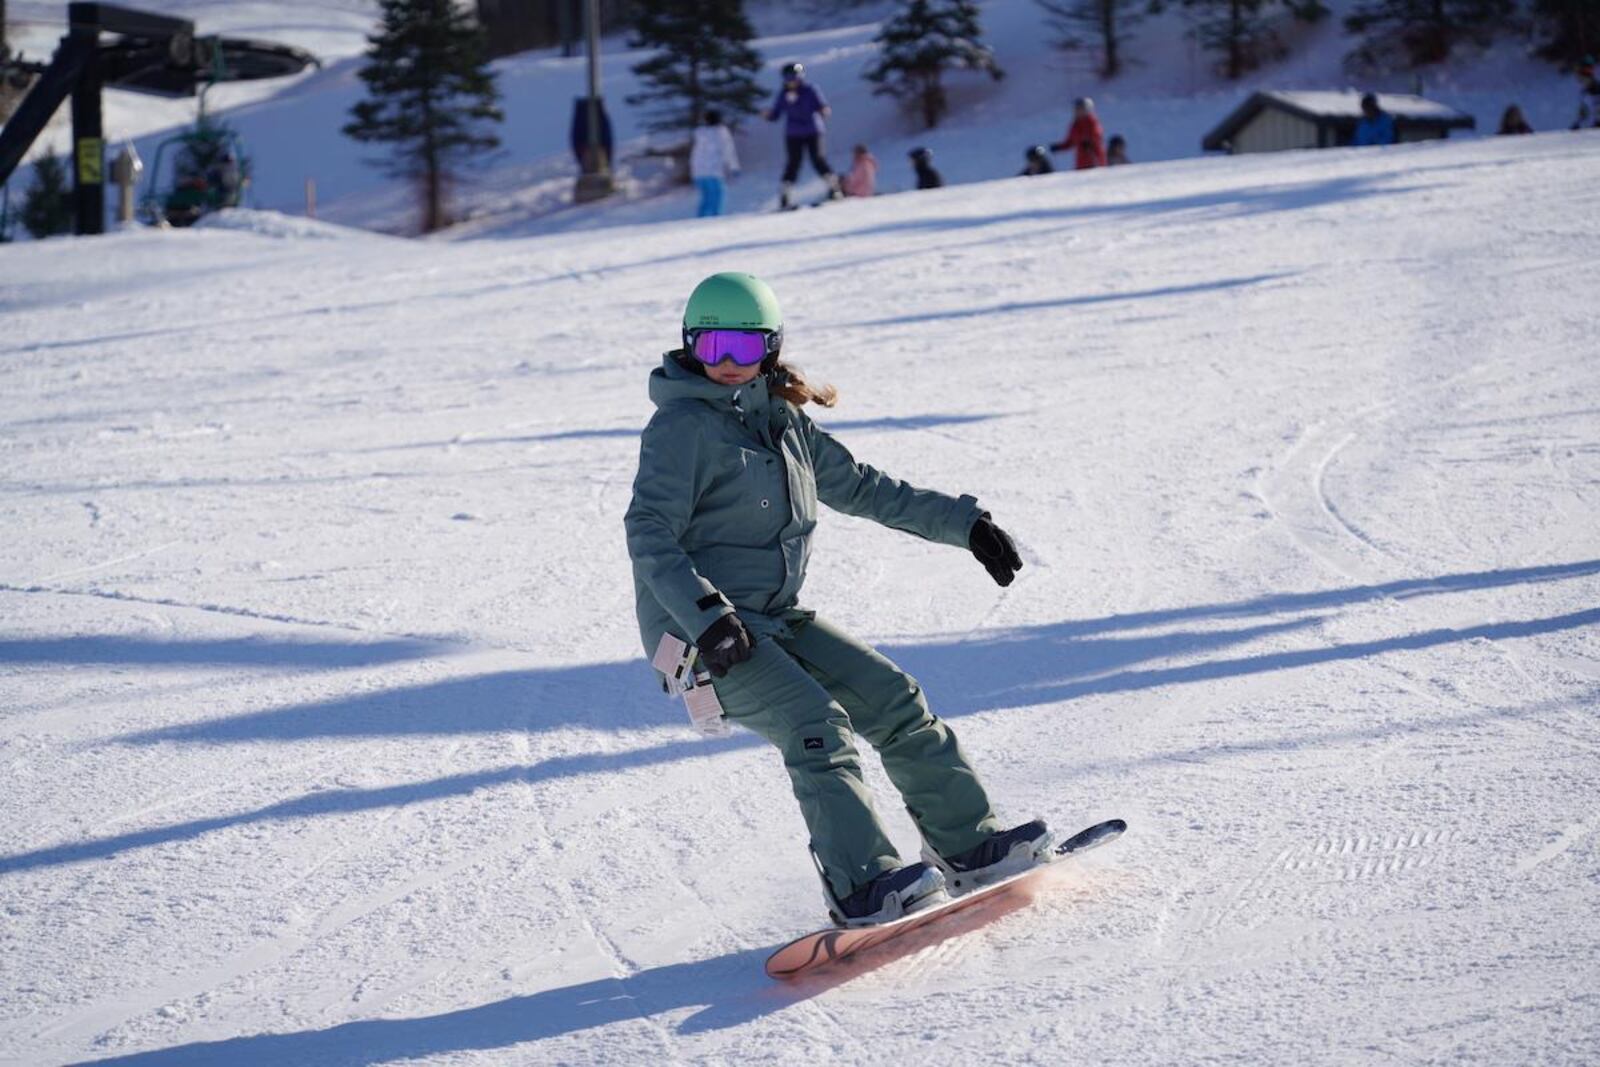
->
xmin=691 ymin=329 xmax=770 ymax=367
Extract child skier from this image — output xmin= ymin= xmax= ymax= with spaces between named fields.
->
xmin=625 ymin=272 xmax=1051 ymax=926
xmin=764 ymin=62 xmax=842 ymax=209
xmin=841 ymin=143 xmax=878 ymax=197
xmin=689 ymin=109 xmax=740 ymax=218
xmin=908 ymin=146 xmax=943 ymax=189
xmin=1019 ymin=144 xmax=1054 ymax=176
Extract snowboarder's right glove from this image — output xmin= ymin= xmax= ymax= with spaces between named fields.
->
xmin=696 ymin=613 xmax=754 ymax=677
xmin=969 ymin=516 xmax=1023 ymax=587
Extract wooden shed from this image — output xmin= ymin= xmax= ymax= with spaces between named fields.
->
xmin=1202 ymin=90 xmax=1476 ymax=154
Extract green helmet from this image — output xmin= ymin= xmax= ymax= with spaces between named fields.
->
xmin=681 ymin=272 xmax=784 ymax=367
xmin=683 ymin=272 xmax=781 ymax=329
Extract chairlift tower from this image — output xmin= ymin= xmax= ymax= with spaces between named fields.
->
xmin=0 ymin=3 xmax=316 ymax=235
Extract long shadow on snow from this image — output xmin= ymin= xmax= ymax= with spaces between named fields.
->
xmin=584 ymin=173 xmax=1449 ymax=280
xmin=112 ymin=616 xmax=1318 ymax=746
xmin=11 ymin=561 xmax=1595 ymax=876
xmin=109 ymin=560 xmax=1600 ymax=749
xmin=13 ymin=632 xmax=1596 ymax=878
xmin=291 ymin=412 xmax=1006 ymax=457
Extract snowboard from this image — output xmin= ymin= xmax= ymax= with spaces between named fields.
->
xmin=765 ymin=818 xmax=1127 ymax=980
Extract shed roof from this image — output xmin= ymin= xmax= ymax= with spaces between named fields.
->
xmin=1203 ymin=90 xmax=1476 ymax=150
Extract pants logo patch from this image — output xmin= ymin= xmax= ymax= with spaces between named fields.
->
xmin=803 ymin=737 xmax=824 ymax=751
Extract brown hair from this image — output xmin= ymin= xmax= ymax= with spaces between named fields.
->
xmin=769 ymin=359 xmax=838 ymax=408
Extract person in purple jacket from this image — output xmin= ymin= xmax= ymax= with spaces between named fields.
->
xmin=764 ymin=62 xmax=842 ymax=210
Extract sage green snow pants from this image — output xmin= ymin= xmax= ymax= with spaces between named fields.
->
xmin=710 ymin=611 xmax=1000 ymax=901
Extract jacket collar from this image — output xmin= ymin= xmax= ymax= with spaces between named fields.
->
xmin=649 ymin=352 xmax=780 ymax=443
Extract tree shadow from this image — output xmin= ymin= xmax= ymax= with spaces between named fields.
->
xmin=110 ymin=615 xmax=1317 ymax=746
xmin=823 ymin=273 xmax=1295 ymax=331
xmin=287 ymin=412 xmax=1009 ymax=458
xmin=0 ymin=635 xmax=444 ymax=670
xmin=107 ymin=559 xmax=1600 ymax=750
xmin=0 ymin=741 xmax=747 ymax=876
xmin=19 ymin=560 xmax=1585 ymax=878
xmin=581 ymin=173 xmax=1449 ymax=280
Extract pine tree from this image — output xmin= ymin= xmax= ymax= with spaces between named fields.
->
xmin=1530 ymin=0 xmax=1599 ymax=66
xmin=1343 ymin=0 xmax=1514 ymax=69
xmin=344 ymin=0 xmax=503 ymax=234
xmin=21 ymin=146 xmax=71 ymax=239
xmin=865 ymin=0 xmax=1004 ymax=129
xmin=1036 ymin=0 xmax=1152 ymax=79
xmin=1183 ymin=0 xmax=1326 ymax=80
xmin=626 ymin=0 xmax=765 ymax=133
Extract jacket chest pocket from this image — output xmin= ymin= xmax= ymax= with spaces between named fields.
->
xmin=737 ymin=447 xmax=789 ymax=526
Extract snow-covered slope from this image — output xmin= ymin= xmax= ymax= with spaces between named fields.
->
xmin=3 ymin=125 xmax=1599 ymax=1063
xmin=4 ymin=0 xmax=1581 ymax=236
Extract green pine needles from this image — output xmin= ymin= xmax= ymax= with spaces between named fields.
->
xmin=344 ymin=0 xmax=504 ymax=233
xmin=627 ymin=0 xmax=765 ymax=133
xmin=21 ymin=146 xmax=72 ymax=239
xmin=865 ymin=0 xmax=1004 ymax=129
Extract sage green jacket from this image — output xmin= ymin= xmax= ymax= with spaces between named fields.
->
xmin=625 ymin=354 xmax=984 ymax=661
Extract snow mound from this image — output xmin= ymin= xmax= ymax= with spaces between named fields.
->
xmin=191 ymin=208 xmax=379 ymax=241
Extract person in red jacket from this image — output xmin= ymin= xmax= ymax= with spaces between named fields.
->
xmin=1050 ymin=97 xmax=1107 ymax=170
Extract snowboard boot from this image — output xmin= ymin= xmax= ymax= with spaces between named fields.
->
xmin=827 ymin=861 xmax=949 ymax=927
xmin=824 ymin=173 xmax=844 ymax=200
xmin=923 ymin=819 xmax=1055 ymax=894
xmin=779 ymin=182 xmax=796 ymax=211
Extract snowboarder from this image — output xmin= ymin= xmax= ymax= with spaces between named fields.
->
xmin=1107 ymin=134 xmax=1130 ymax=165
xmin=908 ymin=146 xmax=943 ymax=190
xmin=1352 ymin=92 xmax=1396 ymax=146
xmin=1573 ymin=57 xmax=1599 ymax=130
xmin=1050 ymin=97 xmax=1106 ymax=170
xmin=1018 ymin=144 xmax=1054 ymax=176
xmin=625 ymin=272 xmax=1052 ymax=926
xmin=689 ymin=109 xmax=740 ymax=218
xmin=841 ymin=143 xmax=878 ymax=197
xmin=763 ymin=62 xmax=841 ymax=210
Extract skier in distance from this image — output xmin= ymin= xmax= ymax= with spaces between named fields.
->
xmin=625 ymin=273 xmax=1051 ymax=926
xmin=763 ymin=62 xmax=842 ymax=209
xmin=1051 ymin=97 xmax=1107 ymax=169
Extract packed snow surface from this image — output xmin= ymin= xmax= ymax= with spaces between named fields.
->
xmin=3 ymin=132 xmax=1599 ymax=1064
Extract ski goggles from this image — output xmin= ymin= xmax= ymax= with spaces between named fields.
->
xmin=687 ymin=328 xmax=781 ymax=367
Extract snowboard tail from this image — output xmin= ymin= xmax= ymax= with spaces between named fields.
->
xmin=765 ymin=818 xmax=1126 ymax=980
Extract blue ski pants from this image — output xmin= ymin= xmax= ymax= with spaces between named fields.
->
xmin=694 ymin=177 xmax=726 ymax=217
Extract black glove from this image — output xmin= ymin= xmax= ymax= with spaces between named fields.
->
xmin=695 ymin=613 xmax=754 ymax=677
xmin=969 ymin=516 xmax=1023 ymax=587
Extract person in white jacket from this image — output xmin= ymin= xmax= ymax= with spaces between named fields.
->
xmin=690 ymin=110 xmax=740 ymax=217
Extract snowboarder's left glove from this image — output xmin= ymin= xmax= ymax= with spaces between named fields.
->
xmin=969 ymin=516 xmax=1023 ymax=587
xmin=696 ymin=613 xmax=754 ymax=678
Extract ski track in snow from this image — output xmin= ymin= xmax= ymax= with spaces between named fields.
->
xmin=2 ymin=133 xmax=1599 ymax=1064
